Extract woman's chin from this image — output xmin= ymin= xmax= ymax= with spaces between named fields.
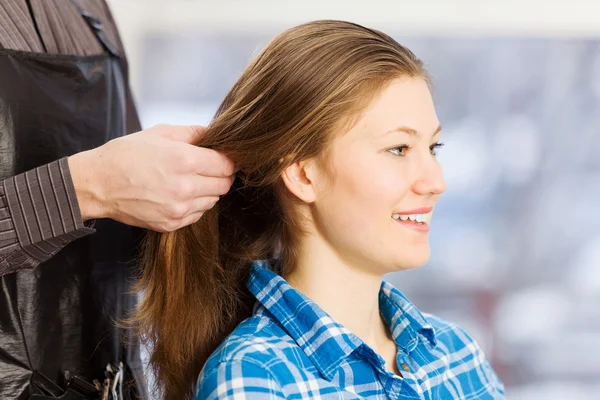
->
xmin=389 ymin=249 xmax=431 ymax=272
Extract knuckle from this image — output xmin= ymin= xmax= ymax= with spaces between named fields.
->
xmin=196 ymin=197 xmax=216 ymax=212
xmin=166 ymin=203 xmax=187 ymax=219
xmin=187 ymin=158 xmax=202 ymax=174
xmin=184 ymin=154 xmax=197 ymax=169
xmin=174 ymin=154 xmax=193 ymax=171
xmin=195 ymin=198 xmax=210 ymax=212
xmin=176 ymin=182 xmax=194 ymax=200
xmin=169 ymin=181 xmax=187 ymax=200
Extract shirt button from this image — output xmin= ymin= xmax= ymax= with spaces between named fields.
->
xmin=401 ymin=363 xmax=410 ymax=372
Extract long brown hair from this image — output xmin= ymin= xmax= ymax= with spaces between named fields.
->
xmin=132 ymin=20 xmax=427 ymax=399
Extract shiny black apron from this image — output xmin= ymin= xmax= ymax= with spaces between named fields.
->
xmin=0 ymin=34 xmax=146 ymax=400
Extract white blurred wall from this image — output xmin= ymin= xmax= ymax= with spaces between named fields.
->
xmin=108 ymin=0 xmax=600 ymax=97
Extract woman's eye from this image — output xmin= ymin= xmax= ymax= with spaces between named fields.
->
xmin=388 ymin=146 xmax=408 ymax=156
xmin=430 ymin=142 xmax=445 ymax=156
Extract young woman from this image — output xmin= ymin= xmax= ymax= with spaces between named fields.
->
xmin=133 ymin=20 xmax=506 ymax=399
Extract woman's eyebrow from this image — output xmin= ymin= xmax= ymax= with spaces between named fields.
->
xmin=380 ymin=124 xmax=442 ymax=138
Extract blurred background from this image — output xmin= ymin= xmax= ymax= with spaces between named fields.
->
xmin=107 ymin=1 xmax=600 ymax=398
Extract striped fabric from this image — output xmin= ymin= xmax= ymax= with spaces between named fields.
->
xmin=196 ymin=261 xmax=506 ymax=399
xmin=0 ymin=0 xmax=120 ymax=55
xmin=0 ymin=0 xmax=122 ymax=275
xmin=0 ymin=158 xmax=95 ymax=274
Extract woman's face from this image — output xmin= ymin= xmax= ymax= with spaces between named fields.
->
xmin=309 ymin=77 xmax=446 ymax=274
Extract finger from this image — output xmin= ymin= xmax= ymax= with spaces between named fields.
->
xmin=158 ymin=124 xmax=207 ymax=144
xmin=185 ymin=125 xmax=207 ymax=145
xmin=183 ymin=146 xmax=236 ymax=177
xmin=190 ymin=176 xmax=234 ymax=198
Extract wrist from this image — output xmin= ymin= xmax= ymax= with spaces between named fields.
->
xmin=68 ymin=149 xmax=108 ymax=221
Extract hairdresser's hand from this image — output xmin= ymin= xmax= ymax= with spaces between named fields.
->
xmin=68 ymin=124 xmax=235 ymax=232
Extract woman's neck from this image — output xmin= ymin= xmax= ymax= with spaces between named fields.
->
xmin=284 ymin=235 xmax=392 ymax=352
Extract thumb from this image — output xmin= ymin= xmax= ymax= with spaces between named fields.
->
xmin=157 ymin=124 xmax=207 ymax=144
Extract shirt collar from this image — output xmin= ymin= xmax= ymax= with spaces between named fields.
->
xmin=247 ymin=260 xmax=437 ymax=380
xmin=379 ymin=282 xmax=437 ymax=354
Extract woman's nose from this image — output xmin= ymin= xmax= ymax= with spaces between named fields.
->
xmin=412 ymin=155 xmax=446 ymax=196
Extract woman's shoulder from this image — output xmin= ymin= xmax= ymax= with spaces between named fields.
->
xmin=207 ymin=315 xmax=295 ymax=365
xmin=422 ymin=312 xmax=482 ymax=351
xmin=199 ymin=314 xmax=307 ymax=379
xmin=196 ymin=315 xmax=308 ymax=399
xmin=421 ymin=313 xmax=506 ymax=396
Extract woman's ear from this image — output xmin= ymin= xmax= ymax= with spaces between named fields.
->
xmin=281 ymin=160 xmax=318 ymax=203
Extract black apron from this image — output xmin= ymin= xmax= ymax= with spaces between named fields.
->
xmin=0 ymin=15 xmax=146 ymax=400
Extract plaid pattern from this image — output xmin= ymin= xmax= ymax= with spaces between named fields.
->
xmin=196 ymin=261 xmax=505 ymax=399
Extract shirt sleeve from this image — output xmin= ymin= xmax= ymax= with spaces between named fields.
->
xmin=0 ymin=157 xmax=96 ymax=275
xmin=0 ymin=0 xmax=115 ymax=56
xmin=196 ymin=359 xmax=286 ymax=400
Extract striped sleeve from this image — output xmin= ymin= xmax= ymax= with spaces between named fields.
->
xmin=0 ymin=157 xmax=95 ymax=275
xmin=196 ymin=359 xmax=286 ymax=400
xmin=0 ymin=0 xmax=119 ymax=56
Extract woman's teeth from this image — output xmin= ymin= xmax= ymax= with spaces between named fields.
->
xmin=392 ymin=213 xmax=428 ymax=223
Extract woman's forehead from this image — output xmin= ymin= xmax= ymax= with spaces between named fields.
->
xmin=340 ymin=78 xmax=440 ymax=144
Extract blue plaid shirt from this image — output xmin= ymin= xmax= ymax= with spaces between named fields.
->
xmin=196 ymin=261 xmax=505 ymax=399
